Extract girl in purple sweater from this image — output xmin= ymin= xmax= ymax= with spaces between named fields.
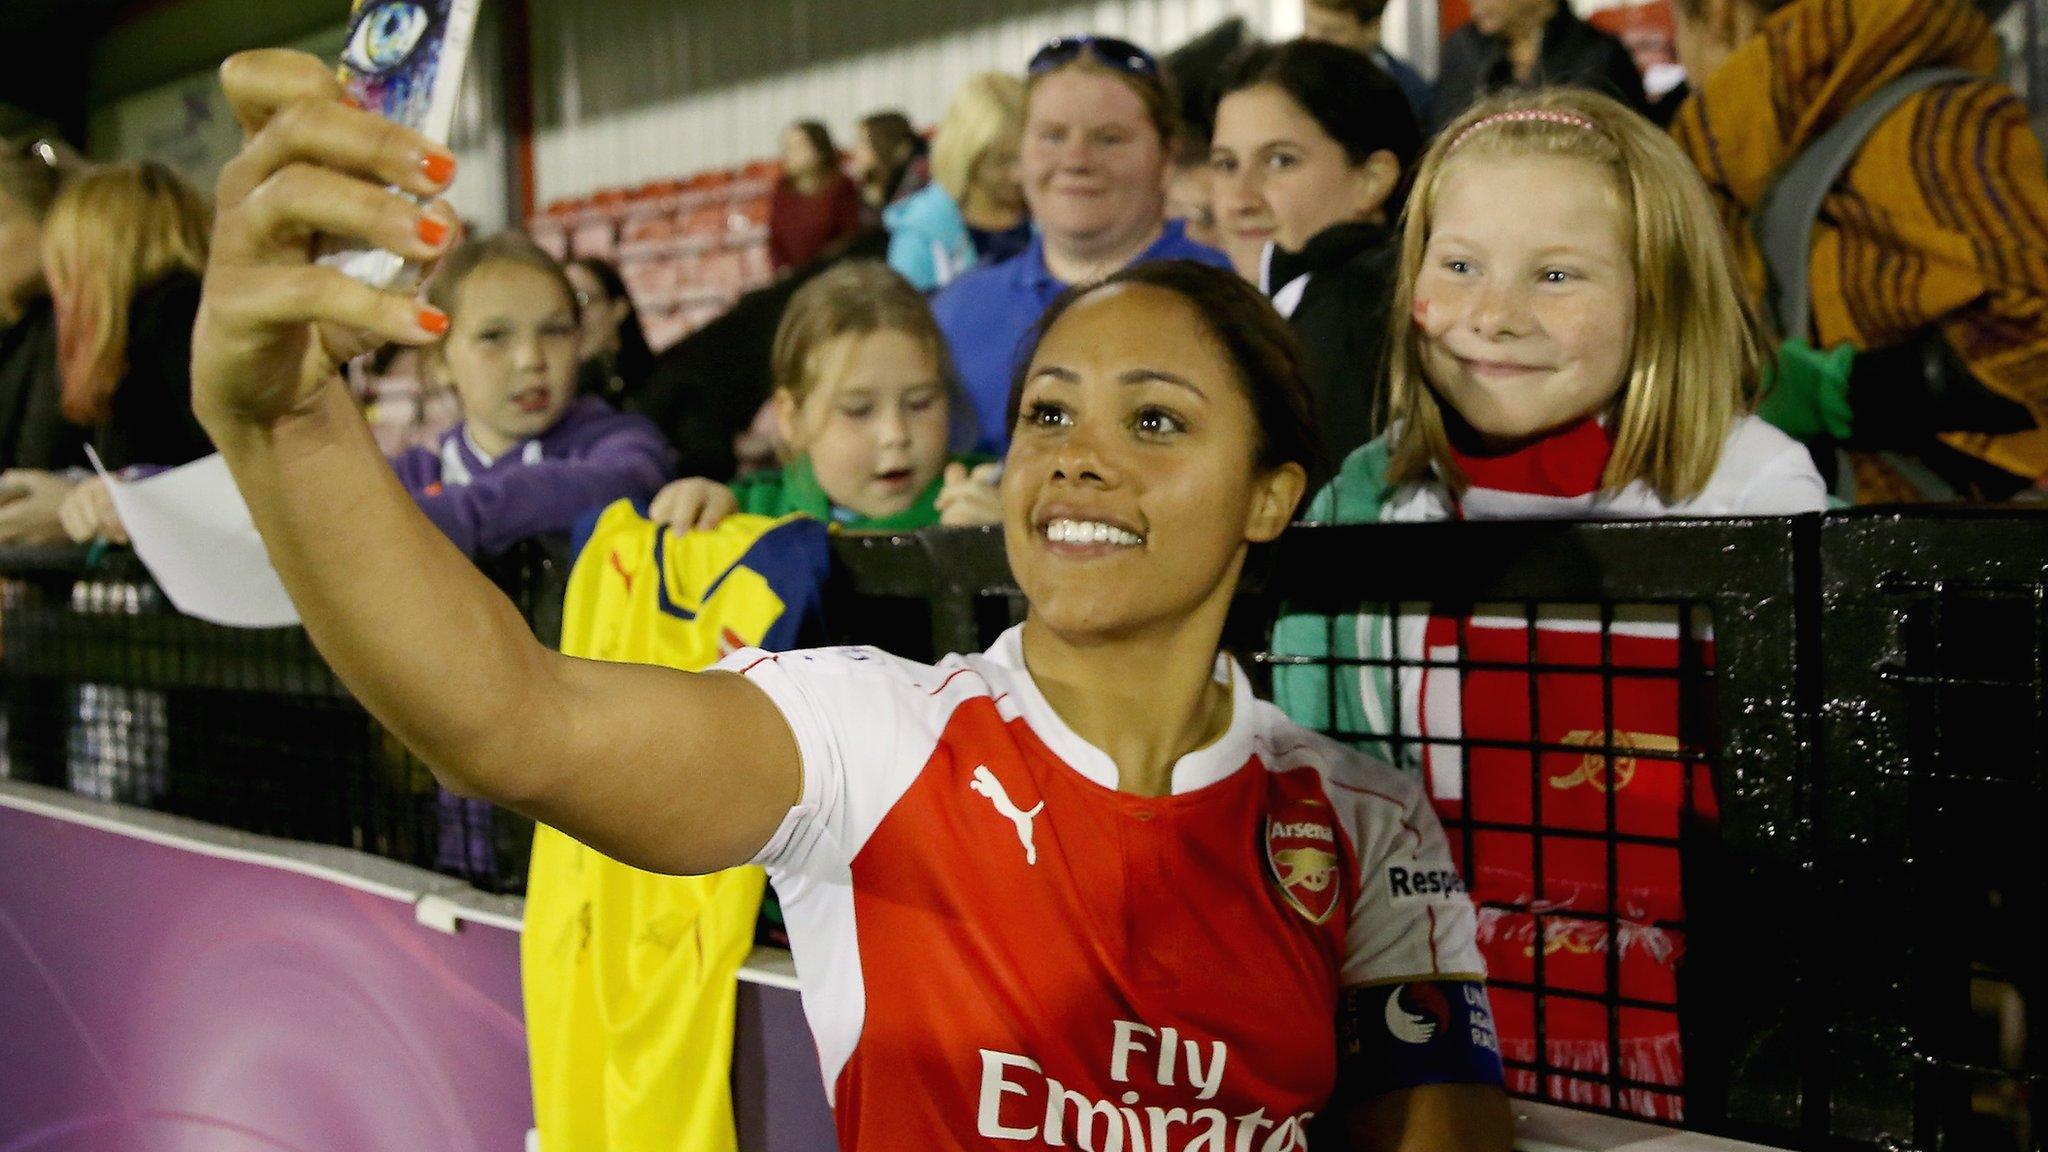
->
xmin=389 ymin=232 xmax=674 ymax=558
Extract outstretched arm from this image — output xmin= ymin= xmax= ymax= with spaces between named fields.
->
xmin=192 ymin=49 xmax=798 ymax=875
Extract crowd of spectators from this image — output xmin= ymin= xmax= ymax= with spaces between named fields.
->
xmin=5 ymin=0 xmax=2041 ymax=544
xmin=42 ymin=0 xmax=2026 ymax=553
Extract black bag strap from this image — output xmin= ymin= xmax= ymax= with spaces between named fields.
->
xmin=1755 ymin=67 xmax=1978 ymax=342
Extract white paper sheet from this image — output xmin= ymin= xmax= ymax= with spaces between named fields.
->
xmin=88 ymin=450 xmax=301 ymax=629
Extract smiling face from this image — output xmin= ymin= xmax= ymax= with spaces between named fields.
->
xmin=1210 ymin=83 xmax=1392 ymax=262
xmin=1002 ymin=282 xmax=1303 ymax=641
xmin=781 ymin=327 xmax=953 ymax=521
xmin=1021 ymin=67 xmax=1171 ymax=263
xmin=438 ymin=260 xmax=581 ymax=458
xmin=1411 ymin=152 xmax=1636 ymax=449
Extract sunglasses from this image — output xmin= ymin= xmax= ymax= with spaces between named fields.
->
xmin=1027 ymin=35 xmax=1160 ymax=79
xmin=13 ymin=137 xmax=61 ymax=169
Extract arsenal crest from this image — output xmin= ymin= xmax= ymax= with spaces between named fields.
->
xmin=1265 ymin=799 xmax=1341 ymax=924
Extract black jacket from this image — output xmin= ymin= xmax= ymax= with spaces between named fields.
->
xmin=1431 ymin=5 xmax=1648 ymax=134
xmin=0 ymin=297 xmax=86 ymax=471
xmin=1263 ymin=222 xmax=1400 ymax=467
xmin=92 ymin=270 xmax=214 ymax=472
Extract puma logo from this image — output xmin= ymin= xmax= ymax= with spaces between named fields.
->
xmin=607 ymin=548 xmax=635 ymax=594
xmin=970 ymin=765 xmax=1043 ymax=866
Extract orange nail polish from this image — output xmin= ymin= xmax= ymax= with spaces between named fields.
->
xmin=420 ymin=152 xmax=457 ymax=185
xmin=342 ymin=95 xmax=364 ymax=111
xmin=418 ymin=307 xmax=451 ymax=336
xmin=416 ymin=217 xmax=450 ymax=247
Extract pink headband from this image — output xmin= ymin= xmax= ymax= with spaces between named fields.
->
xmin=1448 ymin=109 xmax=1602 ymax=151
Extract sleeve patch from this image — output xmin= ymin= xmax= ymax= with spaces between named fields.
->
xmin=1337 ymin=980 xmax=1504 ymax=1096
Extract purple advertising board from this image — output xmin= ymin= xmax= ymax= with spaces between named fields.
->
xmin=0 ymin=783 xmax=1721 ymax=1152
xmin=0 ymin=783 xmax=533 ymax=1152
xmin=0 ymin=780 xmax=843 ymax=1152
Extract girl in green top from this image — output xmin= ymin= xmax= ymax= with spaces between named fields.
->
xmin=650 ymin=261 xmax=999 ymax=533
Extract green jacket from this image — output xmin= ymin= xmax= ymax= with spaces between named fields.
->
xmin=729 ymin=453 xmax=993 ymax=531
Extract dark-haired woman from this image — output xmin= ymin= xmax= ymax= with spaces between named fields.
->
xmin=768 ymin=120 xmax=863 ymax=273
xmin=565 ymin=257 xmax=654 ymax=405
xmin=1211 ymin=40 xmax=1421 ymax=462
xmin=850 ymin=110 xmax=927 ymax=219
xmin=190 ymin=48 xmax=1512 ymax=1151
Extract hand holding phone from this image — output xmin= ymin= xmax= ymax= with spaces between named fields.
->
xmin=318 ymin=0 xmax=483 ymax=290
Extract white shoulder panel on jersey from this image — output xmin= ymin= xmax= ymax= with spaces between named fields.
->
xmin=1251 ymin=706 xmax=1486 ymax=988
xmin=716 ymin=642 xmax=1004 ymax=1103
xmin=719 ymin=644 xmax=997 ymax=878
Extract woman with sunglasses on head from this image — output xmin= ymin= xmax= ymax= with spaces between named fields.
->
xmin=933 ymin=35 xmax=1230 ymax=456
xmin=193 ymin=49 xmax=1511 ymax=1152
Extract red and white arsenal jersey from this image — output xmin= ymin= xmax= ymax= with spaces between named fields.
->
xmin=719 ymin=626 xmax=1489 ymax=1150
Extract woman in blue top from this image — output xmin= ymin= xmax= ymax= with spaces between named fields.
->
xmin=884 ymin=72 xmax=1031 ymax=293
xmin=932 ymin=35 xmax=1229 ymax=454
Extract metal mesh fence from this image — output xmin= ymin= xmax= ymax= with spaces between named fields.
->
xmin=1 ymin=511 xmax=2043 ymax=1151
xmin=1274 ymin=599 xmax=1715 ymax=1121
xmin=0 ymin=541 xmax=567 ymax=895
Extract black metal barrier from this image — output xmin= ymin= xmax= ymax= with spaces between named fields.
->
xmin=0 ymin=539 xmax=570 ymax=892
xmin=0 ymin=511 xmax=2041 ymax=1152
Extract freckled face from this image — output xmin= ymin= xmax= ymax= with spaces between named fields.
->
xmin=1411 ymin=153 xmax=1636 ymax=449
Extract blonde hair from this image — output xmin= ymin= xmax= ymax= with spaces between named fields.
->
xmin=44 ymin=161 xmax=210 ymax=425
xmin=771 ymin=261 xmax=969 ymax=446
xmin=931 ymin=72 xmax=1026 ymax=203
xmin=1386 ymin=89 xmax=1765 ymax=503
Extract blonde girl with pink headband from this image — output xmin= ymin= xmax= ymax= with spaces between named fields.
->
xmin=1273 ymin=88 xmax=1824 ymax=1120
